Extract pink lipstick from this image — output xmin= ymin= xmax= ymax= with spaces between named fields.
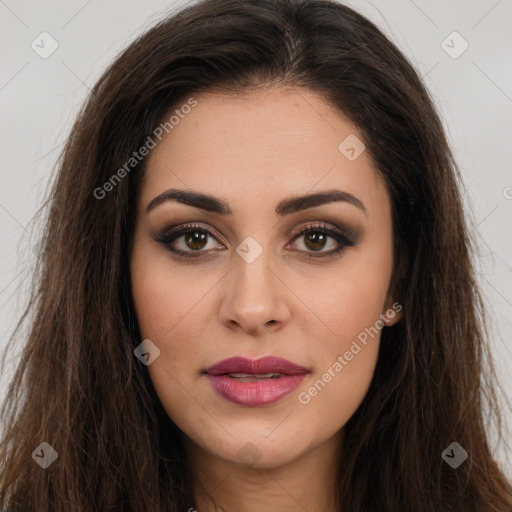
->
xmin=203 ymin=356 xmax=310 ymax=406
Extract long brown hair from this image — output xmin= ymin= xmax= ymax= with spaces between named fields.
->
xmin=1 ymin=0 xmax=511 ymax=510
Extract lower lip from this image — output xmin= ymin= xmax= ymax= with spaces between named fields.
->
xmin=205 ymin=373 xmax=308 ymax=406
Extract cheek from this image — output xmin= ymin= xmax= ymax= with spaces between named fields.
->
xmin=295 ymin=283 xmax=383 ymax=430
xmin=293 ymin=247 xmax=392 ymax=351
xmin=130 ymin=246 xmax=219 ymax=428
xmin=130 ymin=266 xmax=204 ymax=433
xmin=131 ymin=275 xmax=210 ymax=392
xmin=130 ymin=241 xmax=216 ymax=347
xmin=291 ymin=253 xmax=391 ymax=420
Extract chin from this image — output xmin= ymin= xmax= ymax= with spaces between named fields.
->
xmin=214 ymin=429 xmax=314 ymax=469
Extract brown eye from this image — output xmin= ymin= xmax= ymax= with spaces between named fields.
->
xmin=154 ymin=223 xmax=224 ymax=259
xmin=183 ymin=230 xmax=209 ymax=251
xmin=289 ymin=223 xmax=357 ymax=259
xmin=155 ymin=222 xmax=357 ymax=261
xmin=303 ymin=232 xmax=329 ymax=251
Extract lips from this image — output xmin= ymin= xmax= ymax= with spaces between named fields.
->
xmin=204 ymin=356 xmax=309 ymax=376
xmin=203 ymin=356 xmax=310 ymax=406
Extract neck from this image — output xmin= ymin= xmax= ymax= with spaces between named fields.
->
xmin=184 ymin=430 xmax=343 ymax=512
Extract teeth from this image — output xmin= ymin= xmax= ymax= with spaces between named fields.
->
xmin=228 ymin=372 xmax=282 ymax=379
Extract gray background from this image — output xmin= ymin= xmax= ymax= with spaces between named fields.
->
xmin=1 ymin=0 xmax=511 ymax=476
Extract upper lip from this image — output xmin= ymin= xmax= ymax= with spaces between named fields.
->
xmin=204 ymin=356 xmax=310 ymax=376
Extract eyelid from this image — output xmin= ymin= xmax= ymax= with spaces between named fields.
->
xmin=154 ymin=220 xmax=358 ymax=259
xmin=288 ymin=221 xmax=357 ymax=244
xmin=156 ymin=222 xmax=227 ymax=245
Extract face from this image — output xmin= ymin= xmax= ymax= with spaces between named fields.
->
xmin=130 ymin=86 xmax=402 ymax=469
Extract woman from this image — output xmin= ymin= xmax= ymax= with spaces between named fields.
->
xmin=1 ymin=0 xmax=511 ymax=510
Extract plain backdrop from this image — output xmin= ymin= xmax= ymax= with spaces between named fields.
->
xmin=1 ymin=0 xmax=511 ymax=477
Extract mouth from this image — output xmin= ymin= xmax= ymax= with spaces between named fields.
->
xmin=219 ymin=372 xmax=283 ymax=382
xmin=203 ymin=356 xmax=310 ymax=406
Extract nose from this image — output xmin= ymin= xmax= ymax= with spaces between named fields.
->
xmin=218 ymin=246 xmax=291 ymax=336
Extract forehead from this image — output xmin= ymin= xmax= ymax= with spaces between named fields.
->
xmin=140 ymin=86 xmax=389 ymax=222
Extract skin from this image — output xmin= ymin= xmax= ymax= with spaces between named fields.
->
xmin=130 ymin=86 xmax=402 ymax=512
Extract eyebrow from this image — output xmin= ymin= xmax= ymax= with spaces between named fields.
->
xmin=145 ymin=188 xmax=367 ymax=217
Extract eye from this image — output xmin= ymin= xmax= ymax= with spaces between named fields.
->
xmin=154 ymin=223 xmax=225 ymax=259
xmin=287 ymin=223 xmax=356 ymax=259
xmin=154 ymin=222 xmax=357 ymax=260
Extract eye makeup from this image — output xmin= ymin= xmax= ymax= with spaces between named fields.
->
xmin=153 ymin=220 xmax=360 ymax=261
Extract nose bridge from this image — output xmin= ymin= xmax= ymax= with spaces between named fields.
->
xmin=219 ymin=235 xmax=288 ymax=332
xmin=232 ymin=237 xmax=275 ymax=302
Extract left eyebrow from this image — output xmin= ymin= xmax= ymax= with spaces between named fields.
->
xmin=145 ymin=188 xmax=367 ymax=217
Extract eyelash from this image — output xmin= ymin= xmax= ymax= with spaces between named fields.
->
xmin=154 ymin=222 xmax=357 ymax=260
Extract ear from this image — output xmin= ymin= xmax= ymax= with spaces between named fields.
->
xmin=382 ymin=295 xmax=403 ymax=327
